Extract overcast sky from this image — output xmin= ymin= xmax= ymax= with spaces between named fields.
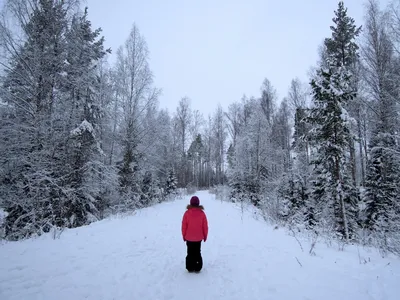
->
xmin=31 ymin=1 xmax=399 ymax=116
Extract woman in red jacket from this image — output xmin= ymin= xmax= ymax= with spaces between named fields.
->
xmin=181 ymin=195 xmax=208 ymax=273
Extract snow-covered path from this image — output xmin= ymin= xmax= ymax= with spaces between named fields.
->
xmin=1 ymin=190 xmax=399 ymax=300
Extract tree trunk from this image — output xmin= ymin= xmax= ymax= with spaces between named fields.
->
xmin=339 ymin=187 xmax=350 ymax=242
xmin=357 ymin=118 xmax=365 ymax=185
xmin=349 ymin=137 xmax=357 ymax=186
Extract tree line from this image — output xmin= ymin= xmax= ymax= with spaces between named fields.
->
xmin=0 ymin=0 xmax=228 ymax=240
xmin=225 ymin=0 xmax=400 ymax=256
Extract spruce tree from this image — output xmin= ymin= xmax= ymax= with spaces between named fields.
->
xmin=307 ymin=1 xmax=361 ymax=241
xmin=364 ymin=127 xmax=400 ymax=233
xmin=140 ymin=171 xmax=157 ymax=206
xmin=1 ymin=0 xmax=69 ymax=239
xmin=60 ymin=7 xmax=111 ymax=228
xmin=324 ymin=1 xmax=362 ymax=187
xmin=165 ymin=169 xmax=178 ymax=198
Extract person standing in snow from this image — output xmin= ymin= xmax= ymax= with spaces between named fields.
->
xmin=181 ymin=195 xmax=208 ymax=273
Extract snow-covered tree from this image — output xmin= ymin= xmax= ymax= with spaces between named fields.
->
xmin=0 ymin=1 xmax=117 ymax=239
xmin=211 ymin=105 xmax=227 ymax=185
xmin=0 ymin=0 xmax=72 ymax=239
xmin=58 ymin=7 xmax=112 ymax=228
xmin=165 ymin=168 xmax=178 ymax=198
xmin=187 ymin=134 xmax=205 ymax=187
xmin=308 ymin=65 xmax=359 ymax=240
xmin=114 ymin=23 xmax=159 ymax=207
xmin=151 ymin=109 xmax=175 ymax=187
xmin=362 ymin=0 xmax=400 ymax=253
xmin=226 ymin=79 xmax=282 ymax=209
xmin=173 ymin=96 xmax=192 ymax=187
xmin=307 ymin=1 xmax=361 ymax=241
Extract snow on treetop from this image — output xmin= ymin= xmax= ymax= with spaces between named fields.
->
xmin=70 ymin=119 xmax=95 ymax=136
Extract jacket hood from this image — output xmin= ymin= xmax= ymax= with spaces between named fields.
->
xmin=186 ymin=204 xmax=204 ymax=210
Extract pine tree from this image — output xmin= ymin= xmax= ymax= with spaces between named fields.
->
xmin=140 ymin=171 xmax=159 ymax=206
xmin=364 ymin=128 xmax=400 ymax=233
xmin=117 ymin=142 xmax=142 ymax=208
xmin=277 ymin=172 xmax=309 ymax=228
xmin=227 ymin=143 xmax=235 ymax=169
xmin=59 ymin=7 xmax=112 ymax=228
xmin=326 ymin=1 xmax=362 ymax=187
xmin=309 ymin=64 xmax=359 ymax=241
xmin=165 ymin=169 xmax=178 ymax=198
xmin=307 ymin=1 xmax=361 ymax=241
xmin=324 ymin=2 xmax=361 ymax=68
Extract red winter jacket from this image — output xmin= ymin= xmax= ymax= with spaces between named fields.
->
xmin=182 ymin=205 xmax=208 ymax=242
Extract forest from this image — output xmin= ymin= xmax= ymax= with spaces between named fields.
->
xmin=0 ymin=0 xmax=399 ymax=256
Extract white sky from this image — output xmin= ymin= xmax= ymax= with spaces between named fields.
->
xmin=1 ymin=0 xmax=391 ymax=117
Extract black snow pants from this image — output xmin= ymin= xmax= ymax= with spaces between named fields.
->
xmin=185 ymin=241 xmax=203 ymax=272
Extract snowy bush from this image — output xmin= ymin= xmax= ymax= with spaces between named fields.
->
xmin=164 ymin=169 xmax=178 ymax=198
xmin=185 ymin=183 xmax=197 ymax=195
xmin=212 ymin=185 xmax=232 ymax=202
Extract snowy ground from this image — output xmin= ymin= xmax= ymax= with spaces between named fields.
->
xmin=0 ymin=190 xmax=399 ymax=300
